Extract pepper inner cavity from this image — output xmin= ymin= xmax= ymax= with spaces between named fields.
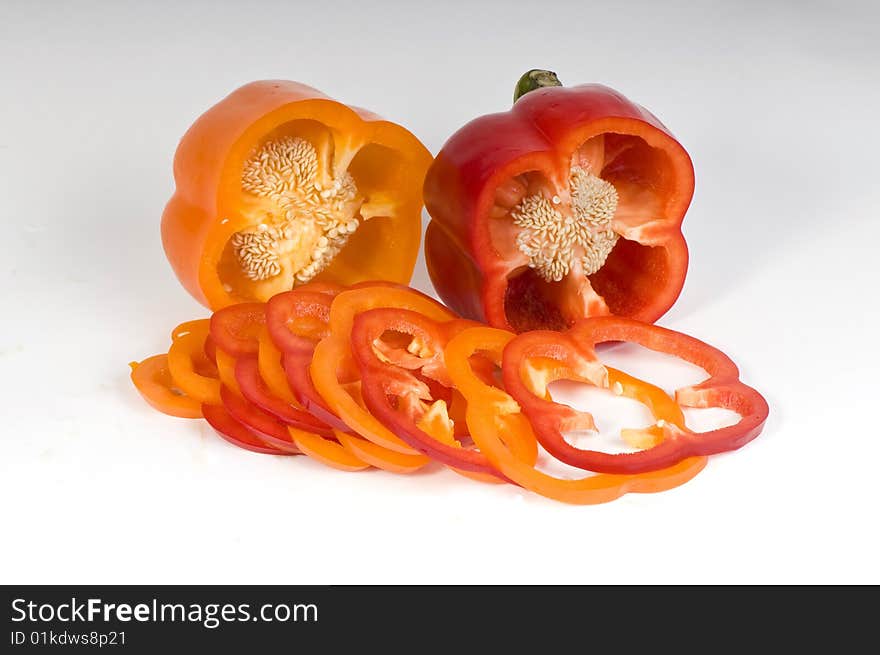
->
xmin=510 ymin=166 xmax=619 ymax=282
xmin=232 ymin=136 xmax=363 ymax=285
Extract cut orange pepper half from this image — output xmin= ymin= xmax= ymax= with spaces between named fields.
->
xmin=445 ymin=327 xmax=707 ymax=505
xmin=161 ymin=80 xmax=432 ymax=310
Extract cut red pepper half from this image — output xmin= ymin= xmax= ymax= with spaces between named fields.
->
xmin=502 ymin=316 xmax=769 ymax=474
xmin=424 ymin=71 xmax=694 ymax=332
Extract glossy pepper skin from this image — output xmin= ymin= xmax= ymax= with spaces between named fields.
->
xmin=424 ymin=81 xmax=694 ymax=332
xmin=162 ymin=80 xmax=432 ymax=310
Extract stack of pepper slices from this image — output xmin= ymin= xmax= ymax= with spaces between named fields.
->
xmin=131 ymin=73 xmax=769 ymax=505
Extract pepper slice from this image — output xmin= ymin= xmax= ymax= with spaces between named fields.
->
xmin=288 ymin=428 xmax=371 ymax=472
xmin=502 ymin=316 xmax=769 ymax=474
xmin=257 ymin=326 xmax=299 ymax=406
xmin=129 ymin=354 xmax=203 ymax=419
xmin=266 ymin=285 xmax=352 ymax=431
xmin=445 ymin=327 xmax=707 ymax=504
xmin=161 ymin=80 xmax=432 ymax=309
xmin=220 ymin=385 xmax=302 ymax=454
xmin=424 ymin=70 xmax=694 ymax=332
xmin=210 ymin=302 xmax=266 ymax=357
xmin=310 ymin=286 xmax=457 ymax=454
xmin=351 ymin=308 xmax=530 ymax=478
xmin=166 ymin=319 xmax=222 ymax=404
xmin=235 ymin=355 xmax=333 ymax=436
xmin=202 ymin=403 xmax=292 ymax=455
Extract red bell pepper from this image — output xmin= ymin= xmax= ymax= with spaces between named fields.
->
xmin=424 ymin=70 xmax=694 ymax=332
xmin=502 ymin=316 xmax=769 ymax=473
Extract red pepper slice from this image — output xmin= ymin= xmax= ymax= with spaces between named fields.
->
xmin=265 ymin=285 xmax=340 ymax=353
xmin=310 ymin=285 xmax=458 ymax=454
xmin=264 ymin=283 xmax=355 ymax=431
xmin=209 ymin=302 xmax=266 ymax=357
xmin=351 ymin=307 xmax=518 ymax=478
xmin=220 ymin=385 xmax=302 ymax=454
xmin=424 ymin=70 xmax=694 ymax=332
xmin=234 ymin=355 xmax=333 ymax=436
xmin=502 ymin=316 xmax=769 ymax=473
xmin=202 ymin=403 xmax=292 ymax=455
xmin=446 ymin=326 xmax=707 ymax=505
xmin=283 ymin=349 xmax=353 ymax=433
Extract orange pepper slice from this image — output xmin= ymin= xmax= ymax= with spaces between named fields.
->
xmin=166 ymin=320 xmax=221 ymax=405
xmin=288 ymin=428 xmax=371 ymax=472
xmin=334 ymin=430 xmax=429 ymax=474
xmin=257 ymin=326 xmax=301 ymax=406
xmin=129 ymin=354 xmax=202 ymax=419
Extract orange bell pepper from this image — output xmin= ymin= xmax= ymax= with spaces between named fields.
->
xmin=444 ymin=327 xmax=707 ymax=505
xmin=161 ymin=80 xmax=432 ymax=309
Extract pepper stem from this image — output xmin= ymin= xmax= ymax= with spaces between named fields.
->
xmin=513 ymin=69 xmax=563 ymax=103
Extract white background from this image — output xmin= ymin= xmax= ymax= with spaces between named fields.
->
xmin=1 ymin=0 xmax=878 ymax=584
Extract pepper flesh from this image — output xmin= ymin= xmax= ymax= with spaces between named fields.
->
xmin=162 ymin=80 xmax=432 ymax=309
xmin=424 ymin=80 xmax=694 ymax=332
xmin=445 ymin=327 xmax=707 ymax=505
xmin=502 ymin=316 xmax=769 ymax=474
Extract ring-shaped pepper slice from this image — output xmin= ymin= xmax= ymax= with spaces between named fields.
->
xmin=351 ymin=308 xmax=527 ymax=479
xmin=235 ymin=355 xmax=333 ymax=436
xmin=446 ymin=327 xmax=707 ymax=505
xmin=220 ymin=385 xmax=302 ymax=454
xmin=502 ymin=316 xmax=769 ymax=474
xmin=309 ymin=286 xmax=456 ymax=454
xmin=130 ymin=354 xmax=203 ymax=419
xmin=167 ymin=320 xmax=222 ymax=405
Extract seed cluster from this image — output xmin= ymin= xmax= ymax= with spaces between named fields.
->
xmin=233 ymin=136 xmax=360 ymax=283
xmin=511 ymin=166 xmax=619 ymax=282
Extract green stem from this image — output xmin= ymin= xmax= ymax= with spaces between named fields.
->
xmin=513 ymin=69 xmax=563 ymax=103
